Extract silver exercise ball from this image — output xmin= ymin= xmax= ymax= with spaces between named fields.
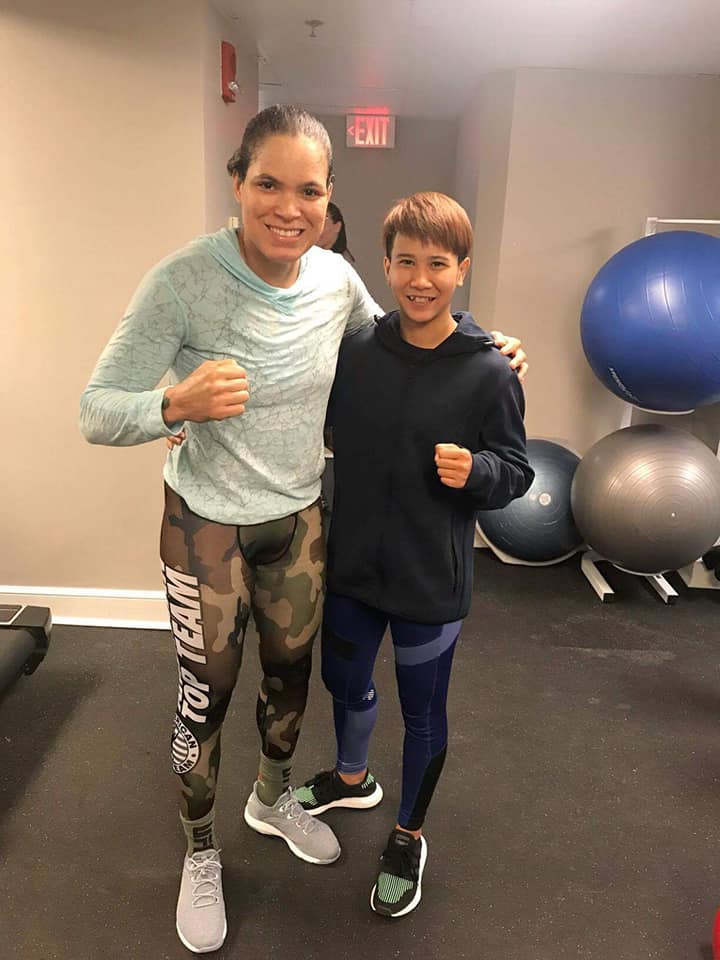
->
xmin=571 ymin=424 xmax=720 ymax=574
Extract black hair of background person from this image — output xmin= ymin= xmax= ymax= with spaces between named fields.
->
xmin=327 ymin=202 xmax=355 ymax=262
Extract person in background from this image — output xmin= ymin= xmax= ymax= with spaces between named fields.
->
xmin=317 ymin=200 xmax=356 ymax=262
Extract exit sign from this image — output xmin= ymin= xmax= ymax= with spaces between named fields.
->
xmin=346 ymin=114 xmax=396 ymax=149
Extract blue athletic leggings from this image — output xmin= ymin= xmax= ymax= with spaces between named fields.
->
xmin=321 ymin=593 xmax=461 ymax=831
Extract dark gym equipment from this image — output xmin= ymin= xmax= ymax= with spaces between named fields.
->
xmin=477 ymin=438 xmax=583 ymax=564
xmin=0 ymin=604 xmax=51 ymax=697
xmin=702 ymin=546 xmax=720 ymax=581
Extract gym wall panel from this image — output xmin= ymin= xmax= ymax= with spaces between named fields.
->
xmin=453 ymin=71 xmax=516 ymax=320
xmin=315 ymin=114 xmax=460 ymax=310
xmin=1 ymin=0 xmax=257 ymax=618
xmin=202 ymin=5 xmax=259 ymax=232
xmin=459 ymin=68 xmax=720 ymax=454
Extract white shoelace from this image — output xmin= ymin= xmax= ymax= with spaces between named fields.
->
xmin=278 ymin=788 xmax=318 ymax=835
xmin=187 ymin=849 xmax=222 ymax=908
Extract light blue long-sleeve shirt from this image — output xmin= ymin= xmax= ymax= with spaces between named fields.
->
xmin=80 ymin=228 xmax=381 ymax=524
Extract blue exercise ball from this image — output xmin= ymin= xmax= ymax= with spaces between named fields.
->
xmin=581 ymin=231 xmax=720 ymax=412
xmin=477 ymin=439 xmax=583 ymax=564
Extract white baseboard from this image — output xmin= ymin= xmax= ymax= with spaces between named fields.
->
xmin=0 ymin=585 xmax=170 ymax=629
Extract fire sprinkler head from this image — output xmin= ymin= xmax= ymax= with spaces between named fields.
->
xmin=304 ymin=18 xmax=324 ymax=38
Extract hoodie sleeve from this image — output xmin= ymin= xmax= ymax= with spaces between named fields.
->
xmin=463 ymin=371 xmax=534 ymax=509
xmin=79 ymin=266 xmax=187 ymax=446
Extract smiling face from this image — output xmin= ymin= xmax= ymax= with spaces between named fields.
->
xmin=384 ymin=233 xmax=470 ymax=334
xmin=233 ymin=133 xmax=332 ymax=285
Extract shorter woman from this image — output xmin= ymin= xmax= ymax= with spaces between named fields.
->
xmin=297 ymin=192 xmax=534 ymax=919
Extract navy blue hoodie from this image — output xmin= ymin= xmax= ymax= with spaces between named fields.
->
xmin=326 ymin=311 xmax=534 ymax=623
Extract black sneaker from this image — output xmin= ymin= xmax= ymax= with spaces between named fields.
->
xmin=370 ymin=829 xmax=427 ymax=918
xmin=294 ymin=769 xmax=383 ymax=815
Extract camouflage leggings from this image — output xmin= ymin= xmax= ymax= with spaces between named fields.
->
xmin=160 ymin=485 xmax=324 ymax=820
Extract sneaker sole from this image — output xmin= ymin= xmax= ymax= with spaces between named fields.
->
xmin=370 ymin=835 xmax=427 ymax=919
xmin=243 ymin=805 xmax=341 ymax=865
xmin=308 ymin=783 xmax=384 ymax=816
xmin=175 ymin=918 xmax=227 ymax=954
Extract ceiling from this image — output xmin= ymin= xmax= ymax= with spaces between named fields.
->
xmin=219 ymin=0 xmax=720 ymax=117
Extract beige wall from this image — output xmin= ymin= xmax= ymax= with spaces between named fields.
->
xmin=317 ymin=115 xmax=460 ymax=308
xmin=6 ymin=28 xmax=720 ymax=609
xmin=203 ymin=6 xmax=258 ymax=232
xmin=454 ymin=72 xmax=516 ymax=317
xmin=1 ymin=0 xmax=256 ymax=603
xmin=462 ymin=68 xmax=720 ymax=452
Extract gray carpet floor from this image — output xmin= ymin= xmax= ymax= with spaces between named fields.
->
xmin=2 ymin=552 xmax=720 ymax=959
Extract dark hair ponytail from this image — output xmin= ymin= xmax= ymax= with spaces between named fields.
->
xmin=227 ymin=104 xmax=333 ymax=185
xmin=326 ymin=201 xmax=355 ymax=262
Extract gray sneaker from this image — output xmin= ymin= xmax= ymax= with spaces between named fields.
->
xmin=175 ymin=849 xmax=227 ymax=954
xmin=243 ymin=783 xmax=341 ymax=865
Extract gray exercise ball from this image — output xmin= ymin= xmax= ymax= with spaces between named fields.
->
xmin=571 ymin=424 xmax=720 ymax=574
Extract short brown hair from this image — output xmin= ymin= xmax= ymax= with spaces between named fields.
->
xmin=382 ymin=192 xmax=473 ymax=261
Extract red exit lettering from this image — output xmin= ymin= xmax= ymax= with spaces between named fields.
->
xmin=346 ymin=114 xmax=396 ymax=149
